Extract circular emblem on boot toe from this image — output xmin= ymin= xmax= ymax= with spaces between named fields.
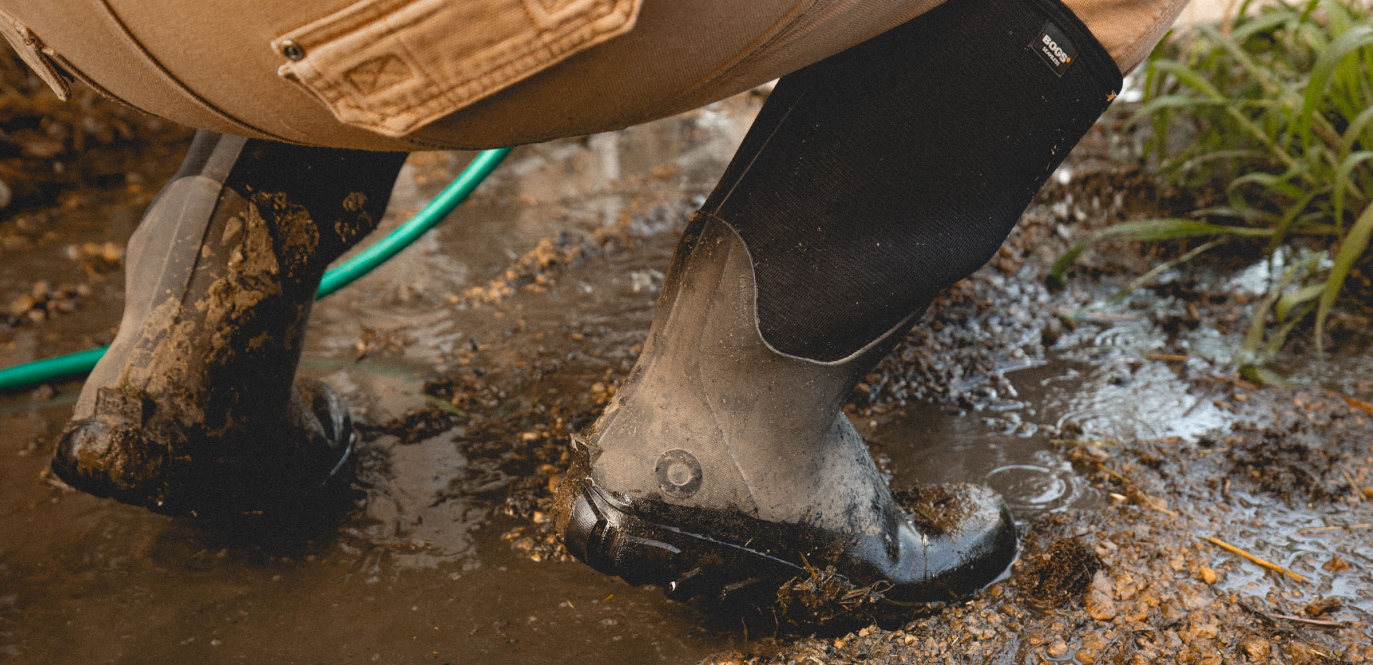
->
xmin=655 ymin=449 xmax=702 ymax=499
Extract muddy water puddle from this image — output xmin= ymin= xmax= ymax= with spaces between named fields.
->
xmin=2 ymin=92 xmax=1369 ymax=663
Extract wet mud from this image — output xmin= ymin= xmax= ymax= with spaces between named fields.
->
xmin=2 ymin=87 xmax=1372 ymax=663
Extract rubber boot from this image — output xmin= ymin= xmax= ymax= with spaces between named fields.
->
xmin=558 ymin=213 xmax=1018 ymax=605
xmin=52 ymin=131 xmax=406 ymax=518
xmin=557 ymin=0 xmax=1121 ymax=606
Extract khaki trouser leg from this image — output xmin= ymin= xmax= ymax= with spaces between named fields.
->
xmin=2 ymin=0 xmax=1188 ymax=150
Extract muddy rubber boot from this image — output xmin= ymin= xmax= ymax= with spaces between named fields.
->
xmin=52 ymin=131 xmax=406 ymax=518
xmin=557 ymin=0 xmax=1121 ymax=607
xmin=558 ymin=213 xmax=1019 ymax=606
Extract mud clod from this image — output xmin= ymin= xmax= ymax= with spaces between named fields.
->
xmin=358 ymin=407 xmax=458 ymax=445
xmin=769 ymin=567 xmax=920 ymax=633
xmin=1016 ymin=537 xmax=1102 ymax=609
xmin=892 ymin=484 xmax=972 ymax=535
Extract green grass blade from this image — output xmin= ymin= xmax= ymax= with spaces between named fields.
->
xmin=1338 ymin=105 xmax=1373 ymax=158
xmin=1228 ymin=170 xmax=1308 ymax=200
xmin=1231 ymin=11 xmax=1299 ymax=44
xmin=1243 ymin=262 xmax=1299 ymax=358
xmin=1334 ymin=150 xmax=1373 ymax=225
xmin=1108 ymin=238 xmax=1228 ymax=303
xmin=1276 ymin=282 xmax=1325 ymax=320
xmin=1197 ymin=24 xmax=1280 ymax=95
xmin=1049 ymin=219 xmax=1272 ymax=286
xmin=1297 ymin=25 xmax=1373 ymax=146
xmin=1269 ymin=189 xmax=1321 ymax=251
xmin=1127 ymin=95 xmax=1229 ymax=126
xmin=1265 ymin=300 xmax=1318 ymax=358
xmin=1152 ymin=60 xmax=1227 ymax=101
xmin=1316 ymin=200 xmax=1373 ymax=352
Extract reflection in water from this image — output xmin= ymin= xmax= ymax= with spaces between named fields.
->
xmin=872 ymin=277 xmax=1246 ymax=519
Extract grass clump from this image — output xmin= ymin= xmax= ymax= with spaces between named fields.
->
xmin=1052 ymin=0 xmax=1373 ymax=373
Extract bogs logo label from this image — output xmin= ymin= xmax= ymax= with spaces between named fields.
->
xmin=1031 ymin=21 xmax=1078 ymax=77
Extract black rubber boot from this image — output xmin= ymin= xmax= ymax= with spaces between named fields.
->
xmin=557 ymin=214 xmax=1018 ymax=606
xmin=557 ymin=0 xmax=1121 ymax=607
xmin=52 ymin=131 xmax=406 ymax=518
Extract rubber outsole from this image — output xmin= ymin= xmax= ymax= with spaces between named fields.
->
xmin=51 ymin=381 xmax=357 ymax=518
xmin=558 ymin=469 xmax=1020 ymax=610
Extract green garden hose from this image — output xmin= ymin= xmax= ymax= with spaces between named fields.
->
xmin=0 ymin=147 xmax=511 ymax=392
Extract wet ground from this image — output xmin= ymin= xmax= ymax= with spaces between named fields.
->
xmin=2 ymin=89 xmax=1371 ymax=664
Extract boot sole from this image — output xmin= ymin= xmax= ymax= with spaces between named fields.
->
xmin=560 ymin=475 xmax=1020 ymax=611
xmin=52 ymin=385 xmax=357 ymax=518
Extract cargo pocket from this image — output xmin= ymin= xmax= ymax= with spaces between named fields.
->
xmin=0 ymin=8 xmax=72 ymax=101
xmin=274 ymin=0 xmax=642 ymax=138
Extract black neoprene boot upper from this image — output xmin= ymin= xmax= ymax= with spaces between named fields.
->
xmin=557 ymin=0 xmax=1122 ymax=608
xmin=52 ymin=131 xmax=405 ymax=517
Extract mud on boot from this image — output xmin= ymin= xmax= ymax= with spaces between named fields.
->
xmin=55 ymin=378 xmax=355 ymax=517
xmin=52 ymin=131 xmax=406 ymax=518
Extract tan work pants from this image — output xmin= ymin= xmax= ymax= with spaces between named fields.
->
xmin=1 ymin=0 xmax=1188 ymax=151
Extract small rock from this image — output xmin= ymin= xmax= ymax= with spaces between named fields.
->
xmin=1190 ymin=622 xmax=1219 ymax=640
xmin=9 ymin=295 xmax=34 ymax=317
xmin=1303 ymin=597 xmax=1342 ymax=618
xmin=1197 ymin=566 xmax=1217 ymax=584
xmin=1323 ymin=555 xmax=1350 ymax=573
xmin=1288 ymin=641 xmax=1336 ymax=665
xmin=1046 ymin=640 xmax=1069 ymax=658
xmin=1085 ymin=573 xmax=1118 ymax=621
xmin=1241 ymin=636 xmax=1271 ymax=659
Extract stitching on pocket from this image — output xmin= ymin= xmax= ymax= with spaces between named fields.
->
xmin=275 ymin=0 xmax=642 ymax=138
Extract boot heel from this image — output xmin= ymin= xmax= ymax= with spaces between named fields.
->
xmin=559 ymin=480 xmax=808 ymax=602
xmin=564 ymin=484 xmax=685 ymax=587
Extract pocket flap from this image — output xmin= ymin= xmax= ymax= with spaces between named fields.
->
xmin=274 ymin=0 xmax=641 ymax=138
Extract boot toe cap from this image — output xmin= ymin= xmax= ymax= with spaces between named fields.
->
xmin=880 ymin=483 xmax=1018 ymax=602
xmin=51 ymin=379 xmax=356 ymax=518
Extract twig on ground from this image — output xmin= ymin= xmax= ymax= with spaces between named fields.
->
xmin=1266 ymin=612 xmax=1345 ymax=628
xmin=1096 ymin=463 xmax=1131 ymax=484
xmin=1056 ymin=309 xmax=1140 ymax=324
xmin=1298 ymin=523 xmax=1371 ymax=534
xmin=1238 ymin=601 xmax=1345 ymax=629
xmin=1341 ymin=469 xmax=1366 ymax=503
xmin=1201 ymin=536 xmax=1309 ymax=583
xmin=1126 ymin=486 xmax=1179 ymax=517
xmin=1342 ymin=394 xmax=1373 ymax=416
xmin=1051 ymin=438 xmax=1120 ymax=449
